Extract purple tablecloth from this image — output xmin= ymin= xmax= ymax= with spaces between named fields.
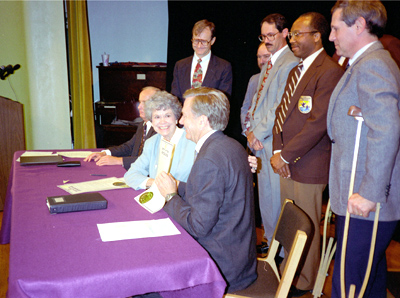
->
xmin=1 ymin=151 xmax=226 ymax=298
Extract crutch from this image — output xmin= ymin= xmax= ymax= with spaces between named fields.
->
xmin=340 ymin=105 xmax=380 ymax=298
xmin=312 ymin=199 xmax=337 ymax=298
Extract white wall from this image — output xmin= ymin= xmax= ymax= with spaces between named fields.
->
xmin=23 ymin=1 xmax=72 ymax=150
xmin=0 ymin=0 xmax=168 ymax=150
xmin=87 ymin=0 xmax=169 ymax=102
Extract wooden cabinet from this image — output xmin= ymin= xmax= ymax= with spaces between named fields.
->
xmin=95 ymin=62 xmax=166 ymax=147
xmin=0 ymin=96 xmax=25 ymax=210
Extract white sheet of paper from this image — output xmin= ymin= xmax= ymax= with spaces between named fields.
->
xmin=57 ymin=151 xmax=93 ymax=158
xmin=58 ymin=177 xmax=129 ymax=194
xmin=97 ymin=218 xmax=181 ymax=242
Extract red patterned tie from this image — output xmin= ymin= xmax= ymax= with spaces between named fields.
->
xmin=244 ymin=58 xmax=272 ymax=132
xmin=275 ymin=61 xmax=304 ymax=134
xmin=192 ymin=59 xmax=203 ymax=88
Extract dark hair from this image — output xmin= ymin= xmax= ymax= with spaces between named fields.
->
xmin=261 ymin=13 xmax=287 ymax=32
xmin=299 ymin=12 xmax=330 ymax=41
xmin=193 ymin=19 xmax=216 ymax=38
xmin=331 ymin=0 xmax=387 ymax=38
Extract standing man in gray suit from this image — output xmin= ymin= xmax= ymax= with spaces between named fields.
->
xmin=155 ymin=87 xmax=257 ymax=293
xmin=328 ymin=1 xmax=400 ymax=297
xmin=244 ymin=14 xmax=299 ymax=249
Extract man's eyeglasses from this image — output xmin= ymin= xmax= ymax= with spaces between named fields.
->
xmin=288 ymin=31 xmax=318 ymax=39
xmin=258 ymin=32 xmax=280 ymax=42
xmin=192 ymin=39 xmax=212 ymax=46
xmin=257 ymin=54 xmax=270 ymax=60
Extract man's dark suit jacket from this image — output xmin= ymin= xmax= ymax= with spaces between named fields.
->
xmin=163 ymin=131 xmax=257 ymax=292
xmin=273 ymin=50 xmax=344 ymax=184
xmin=108 ymin=121 xmax=157 ymax=170
xmin=171 ymin=54 xmax=232 ymax=102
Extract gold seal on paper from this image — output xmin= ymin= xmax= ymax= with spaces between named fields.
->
xmin=139 ymin=192 xmax=153 ymax=204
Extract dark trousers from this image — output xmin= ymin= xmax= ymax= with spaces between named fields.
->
xmin=332 ymin=215 xmax=398 ymax=298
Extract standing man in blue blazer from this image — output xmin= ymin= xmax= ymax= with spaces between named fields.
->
xmin=171 ymin=20 xmax=232 ymax=102
xmin=155 ymin=87 xmax=257 ymax=293
xmin=328 ymin=1 xmax=400 ymax=297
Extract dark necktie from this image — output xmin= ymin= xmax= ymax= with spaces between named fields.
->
xmin=138 ymin=123 xmax=147 ymax=156
xmin=192 ymin=59 xmax=203 ymax=88
xmin=275 ymin=61 xmax=304 ymax=134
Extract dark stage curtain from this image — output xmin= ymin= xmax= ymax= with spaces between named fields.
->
xmin=166 ymin=1 xmax=400 ymax=146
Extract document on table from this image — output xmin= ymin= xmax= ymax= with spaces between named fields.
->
xmin=17 ymin=151 xmax=58 ymax=162
xmin=58 ymin=177 xmax=129 ymax=194
xmin=56 ymin=151 xmax=93 ymax=158
xmin=20 ymin=151 xmax=57 ymax=156
xmin=97 ymin=218 xmax=181 ymax=242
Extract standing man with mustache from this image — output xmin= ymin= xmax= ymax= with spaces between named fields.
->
xmin=270 ymin=12 xmax=343 ymax=296
xmin=244 ymin=13 xmax=298 ymax=253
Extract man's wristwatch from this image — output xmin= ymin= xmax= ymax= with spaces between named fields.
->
xmin=165 ymin=192 xmax=178 ymax=202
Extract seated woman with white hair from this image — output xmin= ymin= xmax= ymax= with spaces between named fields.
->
xmin=124 ymin=91 xmax=196 ymax=190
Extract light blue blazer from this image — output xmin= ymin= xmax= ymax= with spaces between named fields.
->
xmin=124 ymin=129 xmax=196 ymax=190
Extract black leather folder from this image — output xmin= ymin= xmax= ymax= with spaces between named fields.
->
xmin=47 ymin=192 xmax=108 ymax=214
xmin=20 ymin=155 xmax=63 ymax=166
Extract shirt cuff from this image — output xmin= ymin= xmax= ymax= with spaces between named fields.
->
xmin=103 ymin=149 xmax=111 ymax=156
xmin=139 ymin=178 xmax=149 ymax=190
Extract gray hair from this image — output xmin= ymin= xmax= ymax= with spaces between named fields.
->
xmin=144 ymin=91 xmax=182 ymax=121
xmin=331 ymin=0 xmax=387 ymax=38
xmin=183 ymin=87 xmax=230 ymax=131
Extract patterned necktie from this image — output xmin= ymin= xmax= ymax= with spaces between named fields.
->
xmin=244 ymin=58 xmax=273 ymax=132
xmin=138 ymin=123 xmax=147 ymax=156
xmin=192 ymin=59 xmax=203 ymax=88
xmin=275 ymin=61 xmax=304 ymax=134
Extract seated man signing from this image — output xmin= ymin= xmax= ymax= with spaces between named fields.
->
xmin=84 ymin=86 xmax=159 ymax=170
xmin=155 ymin=87 xmax=257 ymax=293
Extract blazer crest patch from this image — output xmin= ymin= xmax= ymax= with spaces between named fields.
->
xmin=298 ymin=96 xmax=312 ymax=114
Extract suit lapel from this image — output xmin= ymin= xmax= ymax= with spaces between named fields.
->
xmin=327 ymin=42 xmax=384 ymax=129
xmin=255 ymin=50 xmax=283 ymax=103
xmin=183 ymin=56 xmax=193 ymax=91
xmin=197 ymin=131 xmax=222 ymax=160
xmin=203 ymin=54 xmax=216 ymax=86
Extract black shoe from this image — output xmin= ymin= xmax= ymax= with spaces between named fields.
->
xmin=289 ymin=286 xmax=310 ymax=297
xmin=256 ymin=241 xmax=269 ymax=254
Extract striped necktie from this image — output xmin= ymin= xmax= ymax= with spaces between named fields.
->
xmin=275 ymin=61 xmax=304 ymax=134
